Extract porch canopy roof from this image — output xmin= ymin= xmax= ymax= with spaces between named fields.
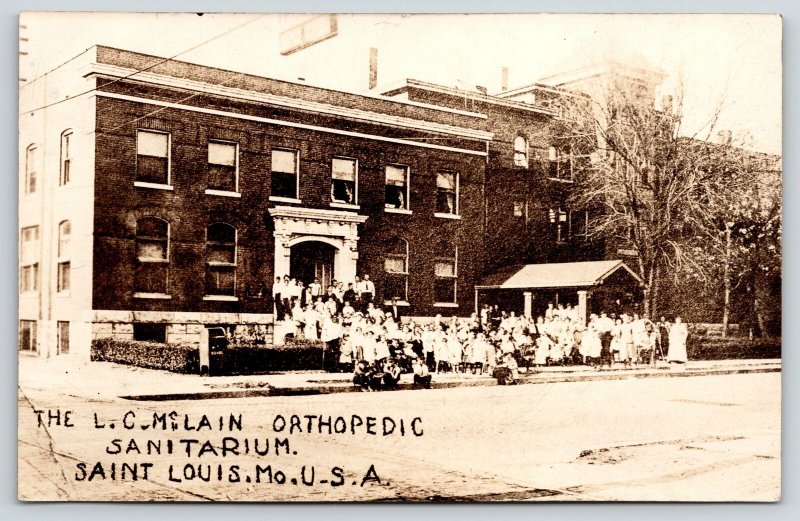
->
xmin=476 ymin=260 xmax=643 ymax=290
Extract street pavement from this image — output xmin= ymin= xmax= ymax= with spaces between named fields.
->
xmin=18 ymin=357 xmax=781 ymax=502
xmin=17 ymin=355 xmax=782 ymax=400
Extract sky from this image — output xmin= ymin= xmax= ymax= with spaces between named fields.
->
xmin=19 ymin=12 xmax=782 ymax=154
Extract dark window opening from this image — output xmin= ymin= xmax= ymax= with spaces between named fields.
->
xmin=434 ymin=241 xmax=457 ymax=303
xmin=331 ymin=158 xmax=356 ymax=204
xmin=206 ymin=223 xmax=237 ymax=296
xmin=385 ymin=165 xmax=408 ymax=209
xmin=136 ymin=131 xmax=169 ymax=185
xmin=271 ymin=149 xmax=298 ymax=199
xmin=133 ymin=323 xmax=167 ymax=343
xmin=135 ymin=217 xmax=169 ymax=294
xmin=383 ymin=237 xmax=409 ymax=302
xmin=57 ymin=262 xmax=71 ymax=292
xmin=57 ymin=321 xmax=70 ymax=354
xmin=19 ymin=320 xmax=37 ymax=353
xmin=60 ymin=131 xmax=72 ymax=186
xmin=436 ymin=171 xmax=457 ymax=215
xmin=208 ymin=141 xmax=237 ymax=192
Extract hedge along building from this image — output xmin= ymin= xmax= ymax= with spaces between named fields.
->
xmin=19 ymin=46 xmax=492 ymax=359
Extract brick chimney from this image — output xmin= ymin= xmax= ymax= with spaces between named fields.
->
xmin=501 ymin=66 xmax=509 ymax=92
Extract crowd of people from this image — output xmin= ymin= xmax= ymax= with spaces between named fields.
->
xmin=271 ymin=274 xmax=690 ymax=390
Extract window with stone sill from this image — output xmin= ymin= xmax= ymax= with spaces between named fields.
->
xmin=136 ymin=130 xmax=170 ymax=185
xmin=135 ymin=217 xmax=169 ymax=295
xmin=385 ymin=164 xmax=409 ymax=210
xmin=435 ymin=171 xmax=458 ymax=215
xmin=383 ymin=237 xmax=409 ymax=302
xmin=208 ymin=140 xmax=238 ymax=193
xmin=331 ymin=157 xmax=357 ymax=204
xmin=206 ymin=223 xmax=237 ymax=297
xmin=433 ymin=240 xmax=457 ymax=304
xmin=271 ymin=148 xmax=298 ymax=199
xmin=548 ymin=146 xmax=590 ymax=181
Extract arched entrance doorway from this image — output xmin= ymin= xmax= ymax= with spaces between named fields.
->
xmin=270 ymin=206 xmax=368 ymax=296
xmin=290 ymin=241 xmax=336 ymax=289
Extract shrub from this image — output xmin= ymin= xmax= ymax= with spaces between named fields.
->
xmin=91 ymin=337 xmax=329 ymax=375
xmin=687 ymin=336 xmax=781 ymax=360
xmin=224 ymin=339 xmax=327 ymax=374
xmin=91 ymin=338 xmax=198 ymax=373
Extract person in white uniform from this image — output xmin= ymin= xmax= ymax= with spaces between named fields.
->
xmin=667 ymin=316 xmax=689 ymax=370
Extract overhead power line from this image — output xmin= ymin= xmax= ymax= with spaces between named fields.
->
xmin=19 ymin=13 xmax=266 ymax=117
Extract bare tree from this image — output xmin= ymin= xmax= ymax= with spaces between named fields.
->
xmin=561 ymin=78 xmax=751 ymax=320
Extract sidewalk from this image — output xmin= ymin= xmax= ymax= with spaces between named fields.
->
xmin=18 ymin=355 xmax=781 ymax=401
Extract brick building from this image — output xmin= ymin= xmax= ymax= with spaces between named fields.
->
xmin=381 ymin=79 xmax=608 ymax=314
xmin=20 ymin=47 xmax=659 ymax=359
xmin=19 ymin=46 xmax=493 ymax=358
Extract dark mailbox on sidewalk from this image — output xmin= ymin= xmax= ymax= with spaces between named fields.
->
xmin=200 ymin=327 xmax=229 ymax=376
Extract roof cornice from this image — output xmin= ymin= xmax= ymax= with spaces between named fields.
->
xmin=83 ymin=63 xmax=494 ymax=142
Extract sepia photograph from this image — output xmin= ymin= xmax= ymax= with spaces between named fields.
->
xmin=17 ymin=11 xmax=782 ymax=502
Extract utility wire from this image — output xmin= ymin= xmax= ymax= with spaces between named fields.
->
xmin=19 ymin=13 xmax=266 ymax=117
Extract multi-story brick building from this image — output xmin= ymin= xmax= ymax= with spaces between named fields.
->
xmin=19 ymin=46 xmax=494 ymax=358
xmin=20 ymin=46 xmax=659 ymax=359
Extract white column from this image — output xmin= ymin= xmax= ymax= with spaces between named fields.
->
xmin=577 ymin=290 xmax=589 ymax=326
xmin=273 ymin=232 xmax=291 ymax=280
xmin=523 ymin=291 xmax=533 ymax=318
xmin=338 ymin=236 xmax=359 ymax=283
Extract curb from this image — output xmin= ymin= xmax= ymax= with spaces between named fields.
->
xmin=119 ymin=364 xmax=781 ymax=401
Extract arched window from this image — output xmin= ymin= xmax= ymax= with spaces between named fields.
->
xmin=25 ymin=144 xmax=37 ymax=194
xmin=383 ymin=237 xmax=409 ymax=303
xmin=60 ymin=130 xmax=73 ymax=186
xmin=206 ymin=223 xmax=237 ymax=297
xmin=433 ymin=241 xmax=457 ymax=304
xmin=57 ymin=221 xmax=71 ymax=292
xmin=135 ymin=217 xmax=169 ymax=296
xmin=513 ymin=136 xmax=528 ymax=167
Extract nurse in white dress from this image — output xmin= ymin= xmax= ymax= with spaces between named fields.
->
xmin=667 ymin=316 xmax=689 ymax=368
